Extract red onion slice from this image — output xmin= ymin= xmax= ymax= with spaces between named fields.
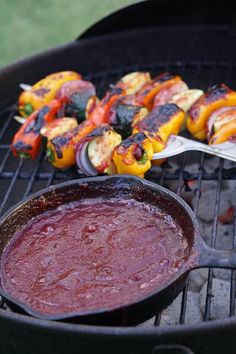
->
xmin=76 ymin=140 xmax=98 ymax=176
xmin=56 ymin=80 xmax=96 ymax=100
xmin=207 ymin=106 xmax=236 ymax=140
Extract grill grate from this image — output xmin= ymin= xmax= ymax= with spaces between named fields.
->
xmin=0 ymin=60 xmax=236 ymax=327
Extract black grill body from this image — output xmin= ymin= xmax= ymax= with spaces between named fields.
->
xmin=0 ymin=1 xmax=236 ymax=353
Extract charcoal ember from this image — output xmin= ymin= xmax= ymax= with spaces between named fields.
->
xmin=182 ymin=180 xmax=219 ymax=207
xmin=185 ymin=162 xmax=202 ymax=174
xmin=188 ymin=269 xmax=209 ymax=292
xmin=223 ymin=180 xmax=236 ymax=192
xmin=190 ymin=268 xmax=233 ymax=285
xmin=160 ymin=314 xmax=179 ymax=327
xmin=213 ymin=268 xmax=232 ymax=281
xmin=199 ymin=181 xmax=218 ymax=192
xmin=203 ymin=156 xmax=220 ymax=173
xmin=197 ymin=190 xmax=235 ymax=223
xmin=199 ymin=278 xmax=234 ymax=319
xmin=215 ymin=223 xmax=234 ymax=249
xmin=199 ymin=221 xmax=234 ymax=249
xmin=160 ymin=291 xmax=202 ymax=326
xmin=221 ymin=180 xmax=234 ymax=190
xmin=163 ymin=180 xmax=195 ymax=206
xmin=198 ymin=220 xmax=209 ymax=239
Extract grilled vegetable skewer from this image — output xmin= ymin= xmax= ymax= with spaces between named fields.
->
xmin=13 ymin=69 xmax=236 ymax=178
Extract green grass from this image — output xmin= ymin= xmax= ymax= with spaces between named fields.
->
xmin=0 ymin=0 xmax=135 ymax=68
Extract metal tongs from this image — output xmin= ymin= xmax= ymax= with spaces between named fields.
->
xmin=152 ymin=135 xmax=236 ymax=162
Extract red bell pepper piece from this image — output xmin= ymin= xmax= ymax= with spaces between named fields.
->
xmin=11 ymin=99 xmax=63 ymax=159
xmin=88 ymin=88 xmax=125 ymax=126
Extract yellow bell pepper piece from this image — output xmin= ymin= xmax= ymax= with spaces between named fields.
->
xmin=187 ymin=84 xmax=236 ymax=140
xmin=46 ymin=120 xmax=95 ymax=169
xmin=19 ymin=71 xmax=81 ymax=117
xmin=133 ymin=103 xmax=185 ymax=153
xmin=113 ymin=133 xmax=153 ymax=178
xmin=209 ymin=120 xmax=236 ymax=145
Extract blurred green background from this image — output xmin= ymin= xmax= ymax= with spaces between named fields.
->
xmin=0 ymin=0 xmax=136 ymax=68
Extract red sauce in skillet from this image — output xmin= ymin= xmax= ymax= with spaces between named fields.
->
xmin=0 ymin=198 xmax=189 ymax=316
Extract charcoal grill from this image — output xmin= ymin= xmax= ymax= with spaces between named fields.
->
xmin=1 ymin=1 xmax=236 ymax=353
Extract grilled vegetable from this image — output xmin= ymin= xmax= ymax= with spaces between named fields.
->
xmin=209 ymin=120 xmax=236 ymax=145
xmin=169 ymin=89 xmax=204 ymax=129
xmin=136 ymin=72 xmax=187 ymax=110
xmin=169 ymin=89 xmax=204 ymax=112
xmin=153 ymin=81 xmax=188 ymax=107
xmin=207 ymin=106 xmax=236 ymax=144
xmin=108 ymin=102 xmax=148 ymax=138
xmin=133 ymin=103 xmax=185 ymax=152
xmin=76 ymin=125 xmax=122 ymax=176
xmin=117 ymin=94 xmax=142 ymax=106
xmin=186 ymin=84 xmax=236 ymax=140
xmin=40 ymin=118 xmax=78 ymax=140
xmin=88 ymin=87 xmax=125 ymax=126
xmin=18 ymin=71 xmax=81 ymax=117
xmin=11 ymin=100 xmax=63 ymax=159
xmin=88 ymin=72 xmax=150 ymax=126
xmin=46 ymin=120 xmax=95 ymax=169
xmin=113 ymin=133 xmax=153 ymax=178
xmin=115 ymin=72 xmax=151 ymax=95
xmin=56 ymin=80 xmax=98 ymax=122
xmin=207 ymin=106 xmax=236 ymax=141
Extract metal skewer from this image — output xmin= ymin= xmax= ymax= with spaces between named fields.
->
xmin=19 ymin=83 xmax=32 ymax=91
xmin=152 ymin=135 xmax=236 ymax=162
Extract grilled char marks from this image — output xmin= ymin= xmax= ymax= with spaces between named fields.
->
xmin=109 ymin=103 xmax=141 ymax=138
xmin=120 ymin=132 xmax=147 ymax=149
xmin=139 ymin=72 xmax=175 ymax=97
xmin=13 ymin=141 xmax=33 ymax=151
xmin=33 ymin=87 xmax=50 ymax=98
xmin=117 ymin=133 xmax=146 ymax=161
xmin=24 ymin=106 xmax=50 ymax=134
xmin=204 ymin=84 xmax=230 ymax=103
xmin=138 ymin=104 xmax=180 ymax=133
xmin=154 ymin=72 xmax=175 ymax=83
xmin=87 ymin=124 xmax=112 ymax=139
xmin=190 ymin=84 xmax=231 ymax=121
xmin=115 ymin=104 xmax=140 ymax=125
xmin=50 ymin=125 xmax=80 ymax=158
xmin=103 ymin=87 xmax=123 ymax=104
xmin=65 ymin=92 xmax=90 ymax=120
xmin=51 ymin=136 xmax=70 ymax=158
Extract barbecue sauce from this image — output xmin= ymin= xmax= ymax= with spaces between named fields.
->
xmin=0 ymin=198 xmax=188 ymax=316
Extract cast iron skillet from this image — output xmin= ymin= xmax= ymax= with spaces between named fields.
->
xmin=0 ymin=175 xmax=236 ymax=326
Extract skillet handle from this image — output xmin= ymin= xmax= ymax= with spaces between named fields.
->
xmin=197 ymin=239 xmax=236 ymax=269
